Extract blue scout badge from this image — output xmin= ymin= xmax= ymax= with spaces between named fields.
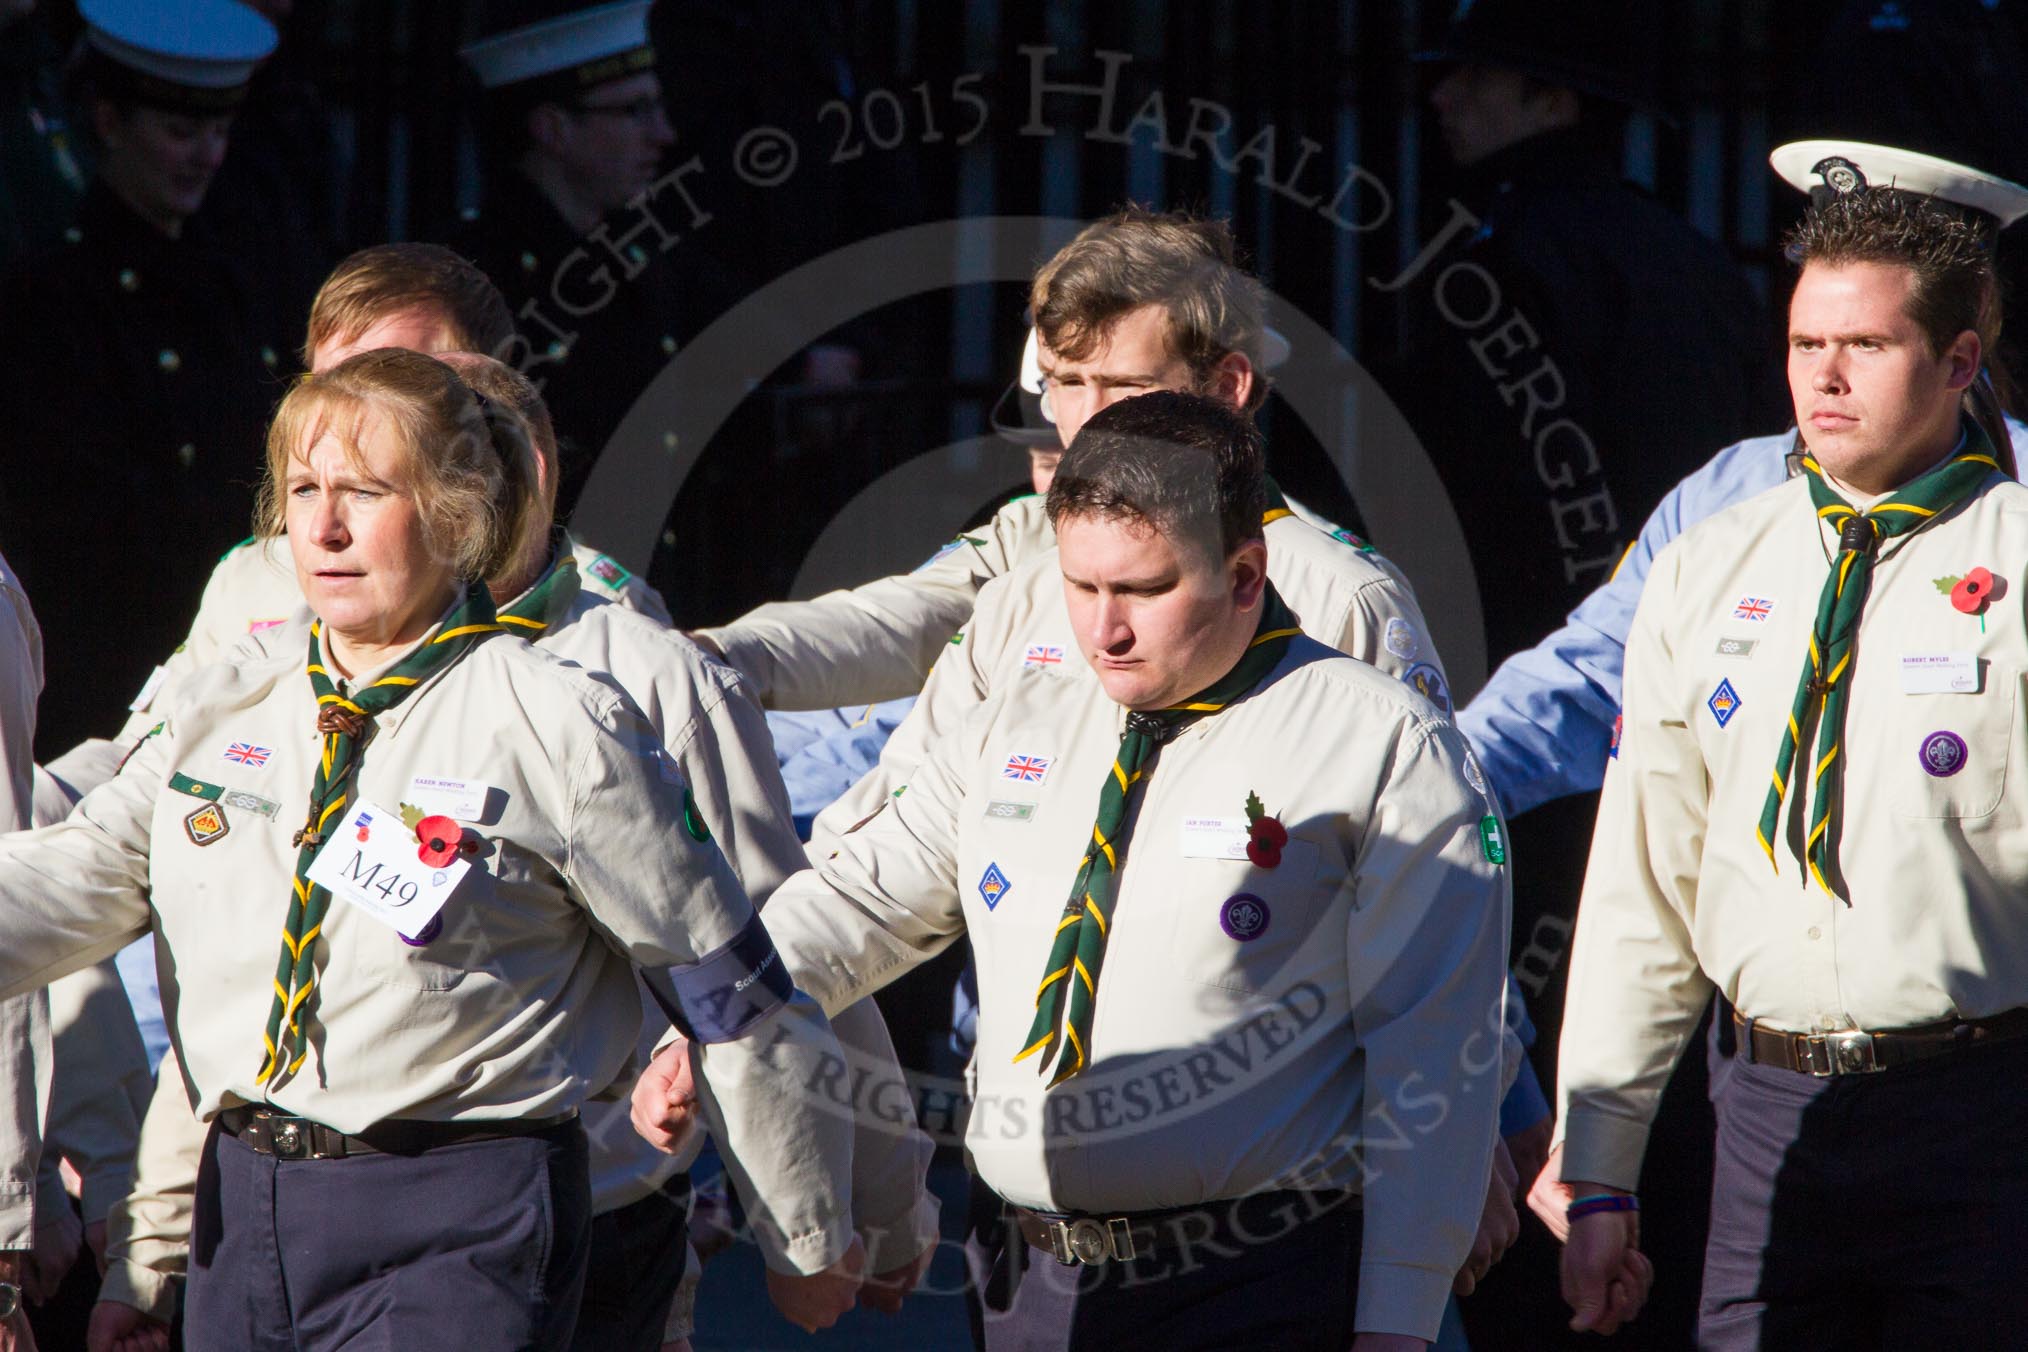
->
xmin=1708 ymin=678 xmax=1742 ymax=728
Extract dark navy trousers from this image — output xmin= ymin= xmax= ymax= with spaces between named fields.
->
xmin=963 ymin=1177 xmax=1363 ymax=1351
xmin=570 ymin=1174 xmax=691 ymax=1352
xmin=186 ymin=1117 xmax=592 ymax=1351
xmin=1700 ymin=1033 xmax=2028 ymax=1350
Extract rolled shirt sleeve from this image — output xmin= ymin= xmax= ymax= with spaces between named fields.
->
xmin=663 ymin=648 xmax=937 ymax=1270
xmin=699 ymin=496 xmax=1047 ymax=711
xmin=1553 ymin=542 xmax=1716 ymax=1191
xmin=98 ymin=1046 xmax=203 ymax=1322
xmin=562 ymin=696 xmax=857 ymax=1276
xmin=1344 ymin=719 xmax=1513 ymax=1340
xmin=0 ymin=992 xmax=51 ymax=1251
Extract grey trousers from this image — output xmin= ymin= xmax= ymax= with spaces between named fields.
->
xmin=1700 ymin=1034 xmax=2028 ymax=1351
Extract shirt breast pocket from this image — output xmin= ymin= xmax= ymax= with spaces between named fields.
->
xmin=341 ymin=866 xmax=494 ymax=993
xmin=1890 ymin=676 xmax=2016 ymax=819
xmin=1163 ymin=839 xmax=1328 ymax=996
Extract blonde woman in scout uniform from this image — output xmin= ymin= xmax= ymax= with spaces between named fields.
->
xmin=1552 ymin=188 xmax=2028 ymax=1347
xmin=642 ymin=392 xmax=1512 ymax=1350
xmin=47 ymin=241 xmax=666 ymax=804
xmin=693 ymin=208 xmax=1397 ymax=713
xmin=44 ymin=246 xmax=675 ymax=1349
xmin=0 ymin=349 xmax=862 ymax=1348
xmin=90 ymin=356 xmax=937 ymax=1352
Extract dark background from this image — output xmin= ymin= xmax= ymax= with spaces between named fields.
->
xmin=17 ymin=0 xmax=1992 ymax=631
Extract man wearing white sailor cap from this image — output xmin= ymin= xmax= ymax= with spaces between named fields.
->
xmin=448 ymin=0 xmax=746 ymax=515
xmin=1490 ymin=141 xmax=2028 ymax=1345
xmin=1474 ymin=138 xmax=2028 ymax=835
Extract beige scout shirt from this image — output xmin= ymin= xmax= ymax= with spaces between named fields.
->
xmin=809 ymin=515 xmax=1447 ymax=853
xmin=1558 ymin=470 xmax=2028 ymax=1191
xmin=99 ymin=589 xmax=934 ymax=1317
xmin=0 ymin=615 xmax=855 ymax=1274
xmin=761 ymin=635 xmax=1512 ymax=1341
xmin=0 ymin=549 xmax=49 ymax=1251
xmin=45 ymin=532 xmax=669 ymax=798
xmin=699 ymin=494 xmax=1057 ymax=711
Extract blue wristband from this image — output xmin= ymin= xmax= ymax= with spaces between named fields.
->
xmin=1568 ymin=1194 xmax=1639 ymax=1220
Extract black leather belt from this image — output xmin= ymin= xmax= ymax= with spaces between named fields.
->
xmin=1733 ymin=1007 xmax=2028 ymax=1077
xmin=217 ymin=1105 xmax=579 ymax=1160
xmin=1013 ymin=1189 xmax=1357 ymax=1267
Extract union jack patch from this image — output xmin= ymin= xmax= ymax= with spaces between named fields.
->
xmin=1022 ymin=644 xmax=1065 ymax=668
xmin=222 ymin=741 xmax=272 ymax=768
xmin=1002 ymin=754 xmax=1051 ymax=783
xmin=1732 ymin=596 xmax=1773 ymax=623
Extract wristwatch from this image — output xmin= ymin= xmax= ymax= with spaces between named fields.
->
xmin=0 ymin=1278 xmax=20 ymax=1321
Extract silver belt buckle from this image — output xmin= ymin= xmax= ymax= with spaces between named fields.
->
xmin=254 ymin=1109 xmax=310 ymax=1159
xmin=1808 ymin=1030 xmax=1880 ymax=1076
xmin=1046 ymin=1216 xmax=1137 ymax=1266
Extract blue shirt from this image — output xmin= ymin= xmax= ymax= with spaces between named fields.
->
xmin=1461 ymin=420 xmax=2028 ymax=818
xmin=769 ymin=700 xmax=916 ymax=841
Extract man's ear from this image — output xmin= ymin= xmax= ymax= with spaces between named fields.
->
xmin=525 ymin=102 xmax=572 ymax=157
xmin=1229 ymin=536 xmax=1268 ymax=610
xmin=1945 ymin=329 xmax=1982 ymax=393
xmin=1207 ymin=351 xmax=1256 ymax=412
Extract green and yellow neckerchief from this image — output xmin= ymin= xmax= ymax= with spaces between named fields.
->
xmin=257 ymin=585 xmax=507 ymax=1086
xmin=1016 ymin=586 xmax=1301 ymax=1086
xmin=1757 ymin=424 xmax=1998 ymax=900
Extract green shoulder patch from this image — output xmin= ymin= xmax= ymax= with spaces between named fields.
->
xmin=585 ymin=554 xmax=633 ymax=590
xmin=680 ymin=788 xmax=711 ymax=843
xmin=1479 ymin=815 xmax=1508 ymax=865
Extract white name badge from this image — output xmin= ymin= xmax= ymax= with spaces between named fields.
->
xmin=1178 ymin=815 xmax=1251 ymax=860
xmin=405 ymin=775 xmax=488 ymax=821
xmin=306 ymin=797 xmax=470 ymax=940
xmin=1899 ymin=652 xmax=1978 ymax=695
xmin=129 ymin=665 xmax=167 ymax=713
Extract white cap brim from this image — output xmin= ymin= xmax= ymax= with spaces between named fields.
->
xmin=1772 ymin=140 xmax=2028 ymax=228
xmin=460 ymin=0 xmax=653 ymax=91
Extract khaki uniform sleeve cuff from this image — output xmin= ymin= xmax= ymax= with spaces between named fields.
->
xmin=862 ymin=1190 xmax=940 ymax=1276
xmin=1558 ymin=1107 xmax=1651 ymax=1193
xmin=0 ymin=1181 xmax=31 ymax=1250
xmin=756 ymin=1218 xmax=854 ymax=1276
xmin=97 ymin=1255 xmax=180 ymax=1324
xmin=1354 ymin=1259 xmax=1454 ymax=1341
